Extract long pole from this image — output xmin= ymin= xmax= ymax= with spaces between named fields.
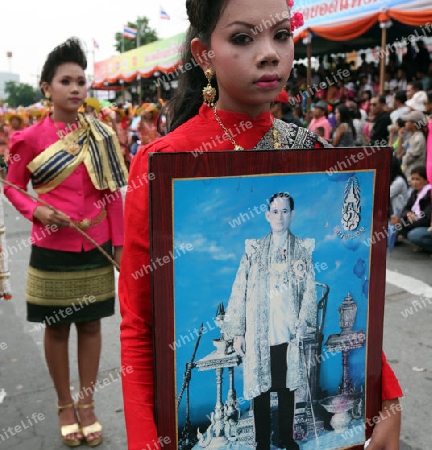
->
xmin=137 ymin=75 xmax=142 ymax=105
xmin=379 ymin=25 xmax=387 ymax=95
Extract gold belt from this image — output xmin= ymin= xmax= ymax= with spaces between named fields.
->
xmin=73 ymin=209 xmax=107 ymax=230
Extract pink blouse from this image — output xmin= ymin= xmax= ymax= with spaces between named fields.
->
xmin=427 ymin=121 xmax=432 ymax=185
xmin=4 ymin=116 xmax=124 ymax=251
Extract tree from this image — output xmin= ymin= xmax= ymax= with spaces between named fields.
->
xmin=4 ymin=82 xmax=42 ymax=107
xmin=115 ymin=16 xmax=158 ymax=53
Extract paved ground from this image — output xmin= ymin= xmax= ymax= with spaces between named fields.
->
xmin=0 ymin=196 xmax=430 ymax=450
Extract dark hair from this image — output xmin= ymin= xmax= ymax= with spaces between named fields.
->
xmin=131 ymin=135 xmax=139 ymax=142
xmin=408 ymin=80 xmax=423 ymax=92
xmin=390 ymin=156 xmax=408 ymax=186
xmin=394 ymin=90 xmax=407 ymax=104
xmin=268 ymin=192 xmax=294 ymax=211
xmin=336 ymin=104 xmax=357 ymax=140
xmin=294 ymin=106 xmax=304 ymax=118
xmin=40 ymin=37 xmax=87 ymax=95
xmin=413 ymin=80 xmax=424 ymax=91
xmin=376 ymin=95 xmax=386 ymax=105
xmin=168 ymin=0 xmax=228 ymax=131
xmin=396 ymin=118 xmax=406 ymax=128
xmin=281 ymin=103 xmax=293 ymax=115
xmin=410 ymin=165 xmax=427 ymax=179
xmin=427 ymin=90 xmax=432 ymax=104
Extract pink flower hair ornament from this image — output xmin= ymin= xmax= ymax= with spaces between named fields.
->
xmin=288 ymin=0 xmax=304 ymax=32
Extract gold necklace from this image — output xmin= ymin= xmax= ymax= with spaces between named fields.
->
xmin=212 ymin=105 xmax=281 ymax=151
xmin=53 ymin=117 xmax=81 ymax=156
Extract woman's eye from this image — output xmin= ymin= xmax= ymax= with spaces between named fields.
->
xmin=231 ymin=33 xmax=252 ymax=45
xmin=275 ymin=29 xmax=291 ymax=41
xmin=78 ymin=80 xmax=86 ymax=86
xmin=61 ymin=79 xmax=70 ymax=85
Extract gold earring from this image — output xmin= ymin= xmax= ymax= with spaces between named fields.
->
xmin=45 ymin=92 xmax=51 ymax=99
xmin=202 ymin=68 xmax=216 ymax=106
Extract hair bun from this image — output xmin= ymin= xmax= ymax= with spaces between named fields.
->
xmin=186 ymin=0 xmax=211 ymax=32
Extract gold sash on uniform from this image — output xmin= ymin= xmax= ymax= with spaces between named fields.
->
xmin=27 ymin=113 xmax=128 ymax=194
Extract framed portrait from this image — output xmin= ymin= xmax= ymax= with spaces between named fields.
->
xmin=149 ymin=147 xmax=391 ymax=450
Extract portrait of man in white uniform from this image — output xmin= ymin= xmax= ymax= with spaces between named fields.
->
xmin=223 ymin=192 xmax=317 ymax=450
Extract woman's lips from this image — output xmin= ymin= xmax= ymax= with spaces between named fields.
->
xmin=255 ymin=79 xmax=280 ymax=89
xmin=255 ymin=75 xmax=280 ymax=89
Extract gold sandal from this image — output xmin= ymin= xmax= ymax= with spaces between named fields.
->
xmin=58 ymin=403 xmax=82 ymax=447
xmin=77 ymin=401 xmax=103 ymax=447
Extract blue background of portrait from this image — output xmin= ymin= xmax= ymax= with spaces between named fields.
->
xmin=173 ymin=171 xmax=374 ymax=428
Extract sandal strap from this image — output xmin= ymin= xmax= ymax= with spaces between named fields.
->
xmin=58 ymin=402 xmax=75 ymax=412
xmin=76 ymin=401 xmax=95 ymax=409
xmin=60 ymin=423 xmax=81 ymax=437
xmin=81 ymin=421 xmax=102 ymax=437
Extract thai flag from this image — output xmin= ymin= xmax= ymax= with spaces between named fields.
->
xmin=123 ymin=26 xmax=137 ymax=39
xmin=160 ymin=6 xmax=170 ymax=20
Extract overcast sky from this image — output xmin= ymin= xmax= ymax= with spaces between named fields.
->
xmin=0 ymin=1 xmax=189 ymax=86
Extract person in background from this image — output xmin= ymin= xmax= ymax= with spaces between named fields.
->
xmin=363 ymin=111 xmax=375 ymax=144
xmin=114 ymin=108 xmax=130 ymax=169
xmin=352 ymin=109 xmax=366 ymax=146
xmin=6 ymin=113 xmax=25 ymax=133
xmin=308 ymin=100 xmax=332 ymax=141
xmin=271 ymin=90 xmax=303 ymax=127
xmin=426 ymin=91 xmax=432 ymax=188
xmin=84 ymin=97 xmax=101 ymax=118
xmin=426 ymin=91 xmax=432 ymax=233
xmin=332 ymin=104 xmax=355 ymax=147
xmin=369 ymin=95 xmax=391 ymax=145
xmin=138 ymin=105 xmax=160 ymax=147
xmin=315 ymin=126 xmax=325 ymax=139
xmin=293 ymin=106 xmax=306 ymax=127
xmin=398 ymin=110 xmax=427 ymax=183
xmin=389 ymin=156 xmax=409 ymax=217
xmin=406 ymin=81 xmax=427 ymax=112
xmin=390 ymin=165 xmax=431 ymax=252
xmin=390 ymin=90 xmax=409 ymax=124
xmin=389 ymin=118 xmax=407 ymax=157
xmin=0 ymin=122 xmax=9 ymax=177
xmin=359 ymin=90 xmax=372 ymax=114
xmin=129 ymin=135 xmax=140 ymax=158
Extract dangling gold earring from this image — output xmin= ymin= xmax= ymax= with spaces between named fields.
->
xmin=45 ymin=92 xmax=51 ymax=99
xmin=202 ymin=68 xmax=216 ymax=106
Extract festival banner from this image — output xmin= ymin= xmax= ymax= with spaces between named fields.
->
xmin=93 ymin=32 xmax=185 ymax=83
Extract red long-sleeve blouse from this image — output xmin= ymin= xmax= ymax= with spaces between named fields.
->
xmin=118 ymin=105 xmax=402 ymax=449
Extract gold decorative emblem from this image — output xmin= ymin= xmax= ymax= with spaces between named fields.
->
xmin=77 ymin=218 xmax=91 ymax=230
xmin=63 ymin=136 xmax=81 ymax=156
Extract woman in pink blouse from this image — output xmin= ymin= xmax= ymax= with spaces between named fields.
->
xmin=4 ymin=38 xmax=128 ymax=447
xmin=427 ymin=92 xmax=432 ymax=232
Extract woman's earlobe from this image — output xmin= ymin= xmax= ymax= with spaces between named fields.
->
xmin=191 ymin=38 xmax=212 ymax=71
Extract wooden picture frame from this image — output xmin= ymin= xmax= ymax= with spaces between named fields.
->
xmin=149 ymin=147 xmax=391 ymax=450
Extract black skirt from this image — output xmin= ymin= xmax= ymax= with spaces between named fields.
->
xmin=26 ymin=242 xmax=115 ymax=324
